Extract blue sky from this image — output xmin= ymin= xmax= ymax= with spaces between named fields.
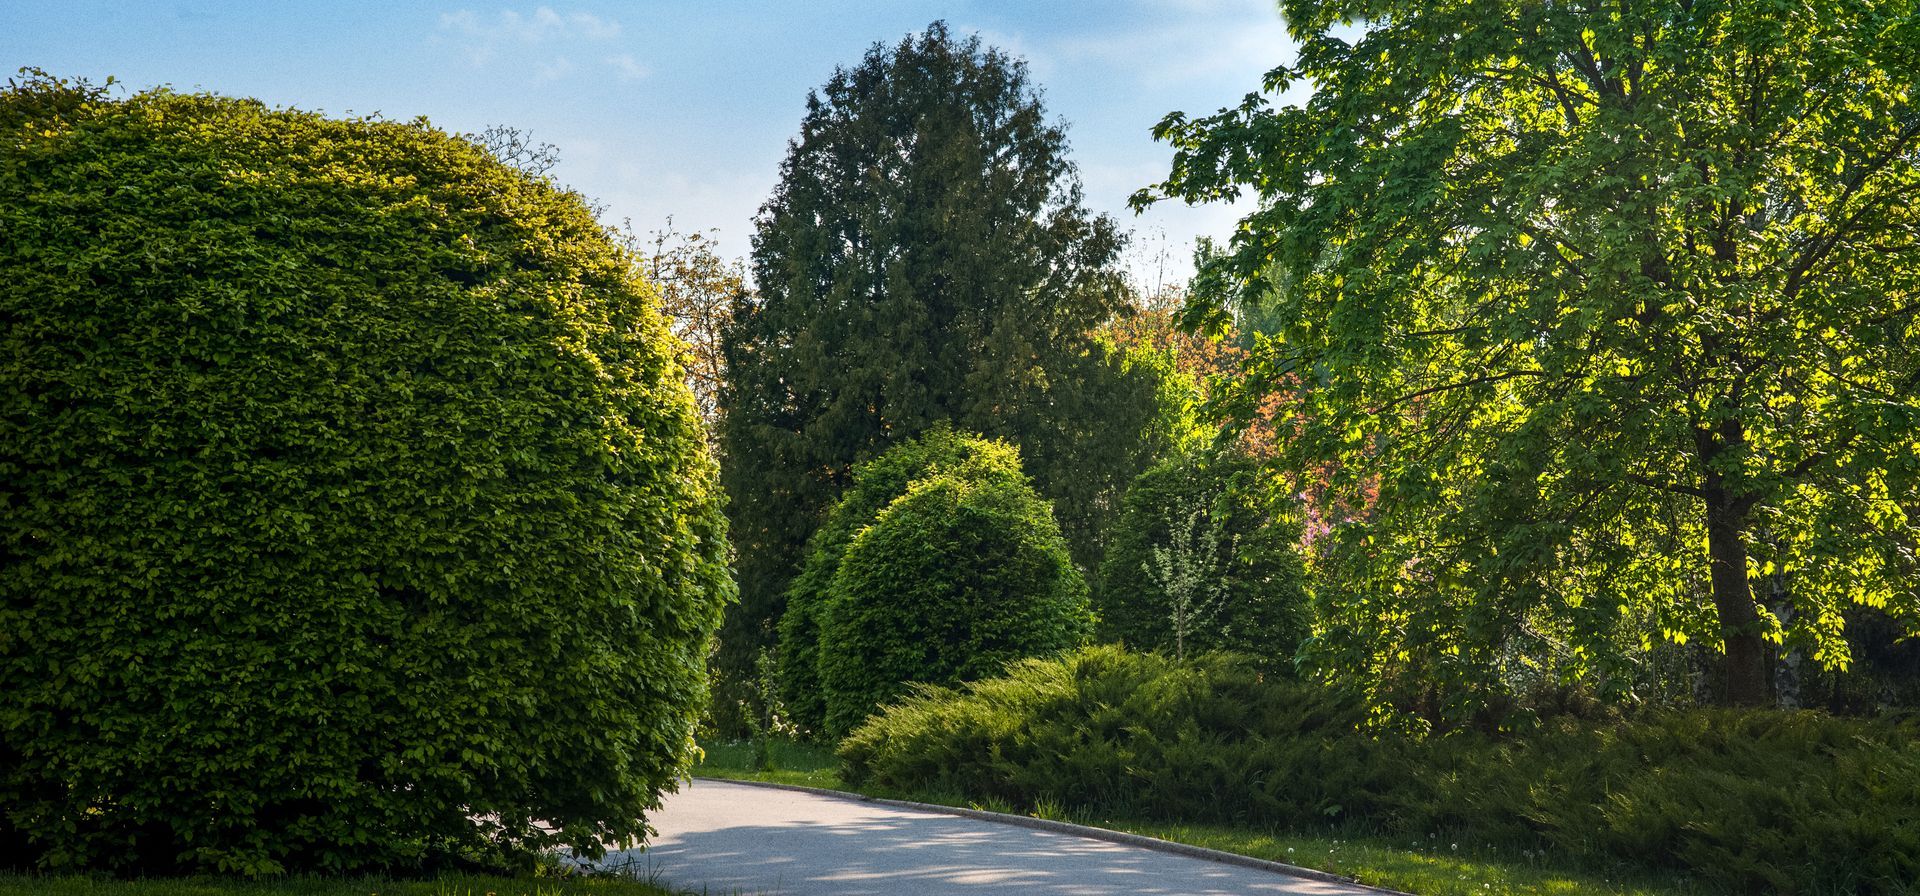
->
xmin=5 ymin=1 xmax=1298 ymax=290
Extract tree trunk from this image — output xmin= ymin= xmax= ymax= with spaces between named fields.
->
xmin=1704 ymin=493 xmax=1772 ymax=706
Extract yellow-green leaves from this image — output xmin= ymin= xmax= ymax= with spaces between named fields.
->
xmin=0 ymin=76 xmax=731 ymax=875
xmin=1141 ymin=0 xmax=1920 ymax=717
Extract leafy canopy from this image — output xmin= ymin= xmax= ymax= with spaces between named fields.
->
xmin=1139 ymin=0 xmax=1920 ymax=713
xmin=0 ymin=76 xmax=731 ymax=874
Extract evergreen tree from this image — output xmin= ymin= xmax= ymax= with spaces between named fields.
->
xmin=777 ymin=424 xmax=1027 ymax=736
xmin=718 ymin=23 xmax=1176 ymax=684
xmin=817 ymin=442 xmax=1092 ymax=738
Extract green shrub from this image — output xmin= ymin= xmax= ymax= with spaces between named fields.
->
xmin=1435 ymin=710 xmax=1920 ymax=894
xmin=0 ymin=77 xmax=732 ymax=875
xmin=1096 ymin=448 xmax=1308 ymax=667
xmin=842 ymin=647 xmax=1920 ymax=895
xmin=817 ymin=446 xmax=1091 ymax=737
xmin=776 ymin=424 xmax=1021 ymax=736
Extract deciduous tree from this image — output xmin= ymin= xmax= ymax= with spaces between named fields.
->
xmin=642 ymin=222 xmax=744 ymax=436
xmin=1098 ymin=449 xmax=1309 ymax=667
xmin=1139 ymin=0 xmax=1920 ymax=712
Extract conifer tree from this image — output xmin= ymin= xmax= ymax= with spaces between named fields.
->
xmin=718 ymin=23 xmax=1181 ymax=681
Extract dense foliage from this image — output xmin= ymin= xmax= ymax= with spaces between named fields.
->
xmin=816 ymin=438 xmax=1092 ymax=737
xmin=842 ymin=647 xmax=1920 ymax=895
xmin=1096 ymin=449 xmax=1309 ymax=666
xmin=718 ymin=23 xmax=1180 ymax=694
xmin=776 ymin=425 xmax=1021 ymax=736
xmin=0 ymin=78 xmax=732 ymax=875
xmin=1138 ymin=0 xmax=1920 ymax=712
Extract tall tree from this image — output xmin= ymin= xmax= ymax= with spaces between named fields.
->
xmin=642 ymin=222 xmax=744 ymax=437
xmin=1139 ymin=0 xmax=1920 ymax=711
xmin=719 ymin=23 xmax=1172 ymax=683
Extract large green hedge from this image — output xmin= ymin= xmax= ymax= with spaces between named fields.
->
xmin=842 ymin=647 xmax=1920 ymax=895
xmin=1096 ymin=448 xmax=1308 ymax=668
xmin=0 ymin=78 xmax=732 ymax=875
xmin=775 ymin=424 xmax=1022 ymax=736
xmin=814 ymin=435 xmax=1091 ymax=737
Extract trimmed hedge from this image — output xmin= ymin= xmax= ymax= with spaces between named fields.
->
xmin=816 ymin=439 xmax=1091 ymax=737
xmin=1096 ymin=448 xmax=1308 ymax=667
xmin=776 ymin=423 xmax=1021 ymax=736
xmin=841 ymin=647 xmax=1920 ymax=895
xmin=0 ymin=78 xmax=732 ymax=875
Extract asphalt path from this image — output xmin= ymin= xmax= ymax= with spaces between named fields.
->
xmin=604 ymin=778 xmax=1388 ymax=895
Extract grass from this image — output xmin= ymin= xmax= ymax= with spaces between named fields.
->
xmin=0 ymin=874 xmax=680 ymax=896
xmin=691 ymin=738 xmax=842 ymax=790
xmin=1081 ymin=821 xmax=1707 ymax=896
xmin=694 ymin=736 xmax=1710 ymax=896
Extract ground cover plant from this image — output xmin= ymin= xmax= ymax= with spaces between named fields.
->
xmin=693 ymin=739 xmax=841 ymax=791
xmin=692 ymin=735 xmax=1712 ymax=896
xmin=0 ymin=75 xmax=731 ymax=875
xmin=839 ymin=647 xmax=1920 ymax=895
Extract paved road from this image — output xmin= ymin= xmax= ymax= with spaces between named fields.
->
xmin=602 ymin=778 xmax=1384 ymax=895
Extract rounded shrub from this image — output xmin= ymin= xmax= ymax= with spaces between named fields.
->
xmin=776 ymin=423 xmax=1022 ymax=736
xmin=0 ymin=77 xmax=732 ymax=875
xmin=1096 ymin=448 xmax=1308 ymax=667
xmin=816 ymin=443 xmax=1091 ymax=737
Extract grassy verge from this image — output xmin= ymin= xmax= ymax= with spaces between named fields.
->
xmin=692 ymin=738 xmax=842 ymax=790
xmin=1081 ymin=821 xmax=1704 ymax=896
xmin=0 ymin=875 xmax=678 ymax=896
xmin=694 ymin=737 xmax=1707 ymax=896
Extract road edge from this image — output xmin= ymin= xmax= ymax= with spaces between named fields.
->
xmin=687 ymin=776 xmax=1415 ymax=896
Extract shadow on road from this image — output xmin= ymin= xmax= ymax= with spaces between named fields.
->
xmin=603 ymin=780 xmax=1369 ymax=896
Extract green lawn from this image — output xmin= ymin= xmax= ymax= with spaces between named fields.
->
xmin=694 ymin=737 xmax=1711 ymax=896
xmin=1088 ymin=822 xmax=1705 ymax=896
xmin=0 ymin=874 xmax=678 ymax=896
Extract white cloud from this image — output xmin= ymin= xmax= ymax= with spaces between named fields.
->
xmin=607 ymin=53 xmax=649 ymax=82
xmin=436 ymin=7 xmax=638 ymax=81
xmin=439 ymin=7 xmax=621 ymax=47
xmin=535 ymin=56 xmax=577 ymax=82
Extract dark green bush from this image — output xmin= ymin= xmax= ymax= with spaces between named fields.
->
xmin=776 ymin=423 xmax=1022 ymax=736
xmin=842 ymin=647 xmax=1920 ymax=895
xmin=1096 ymin=448 xmax=1308 ymax=667
xmin=816 ymin=444 xmax=1091 ymax=737
xmin=1434 ymin=710 xmax=1920 ymax=894
xmin=0 ymin=78 xmax=732 ymax=875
